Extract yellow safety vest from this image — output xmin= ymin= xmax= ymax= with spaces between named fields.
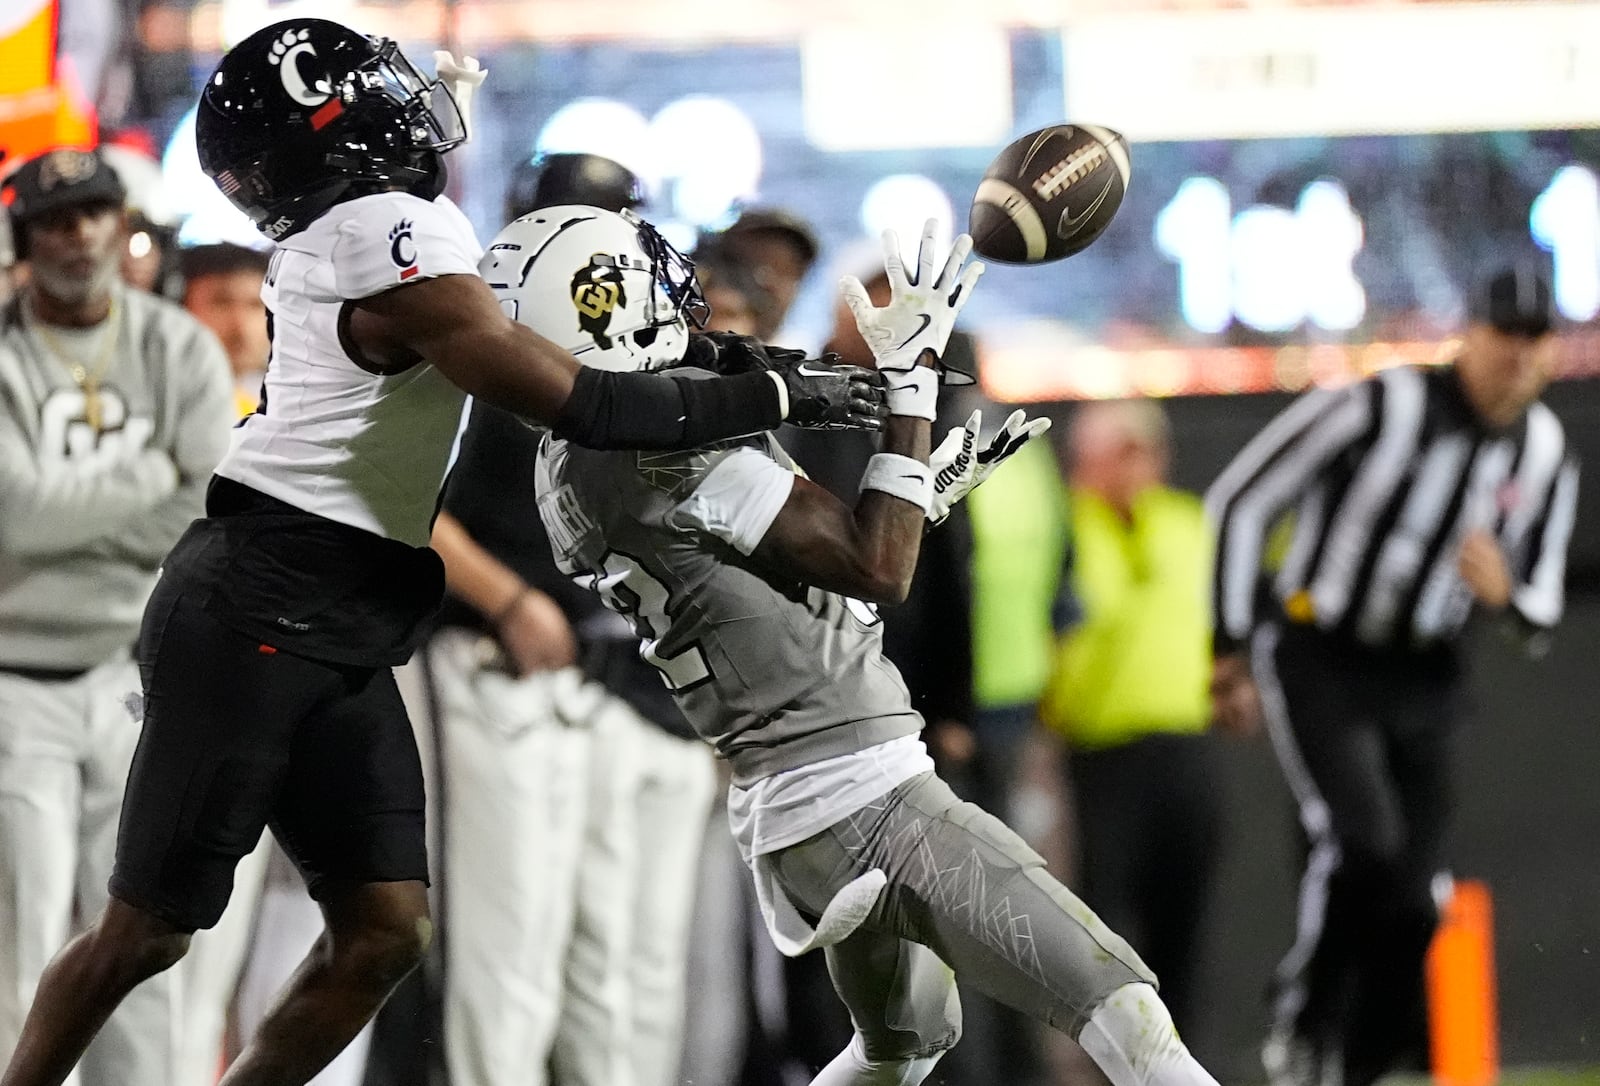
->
xmin=968 ymin=439 xmax=1070 ymax=710
xmin=1040 ymin=485 xmax=1213 ymax=749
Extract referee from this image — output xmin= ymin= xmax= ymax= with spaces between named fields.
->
xmin=1206 ymin=265 xmax=1579 ymax=1086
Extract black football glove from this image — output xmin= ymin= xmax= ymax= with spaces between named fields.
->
xmin=685 ymin=331 xmax=889 ymax=431
xmin=782 ymin=358 xmax=889 ymax=431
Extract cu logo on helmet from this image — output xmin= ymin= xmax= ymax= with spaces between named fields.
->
xmin=269 ymin=27 xmax=333 ymax=107
xmin=573 ymin=280 xmax=620 ymax=319
xmin=570 ymin=256 xmax=627 ymax=350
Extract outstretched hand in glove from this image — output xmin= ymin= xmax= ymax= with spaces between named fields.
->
xmin=926 ymin=409 xmax=1053 ymax=525
xmin=840 ymin=219 xmax=985 ymax=378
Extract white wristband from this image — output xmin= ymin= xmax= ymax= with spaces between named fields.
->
xmin=765 ymin=369 xmax=790 ymax=419
xmin=882 ymin=367 xmax=938 ymax=421
xmin=860 ymin=453 xmax=933 ymax=513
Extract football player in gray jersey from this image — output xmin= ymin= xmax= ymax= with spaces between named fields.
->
xmin=496 ymin=211 xmax=1223 ymax=1086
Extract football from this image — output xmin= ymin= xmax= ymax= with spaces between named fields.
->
xmin=968 ymin=124 xmax=1131 ymax=264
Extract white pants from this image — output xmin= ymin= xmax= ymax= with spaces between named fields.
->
xmin=0 ymin=656 xmax=177 ymax=1086
xmin=410 ymin=630 xmax=714 ymax=1086
xmin=554 ymin=680 xmax=716 ymax=1086
xmin=677 ymin=790 xmax=757 ymax=1086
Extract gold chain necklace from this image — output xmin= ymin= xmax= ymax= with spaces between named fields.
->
xmin=26 ymin=294 xmax=120 ymax=432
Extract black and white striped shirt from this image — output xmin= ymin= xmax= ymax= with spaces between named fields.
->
xmin=1207 ymin=365 xmax=1579 ymax=655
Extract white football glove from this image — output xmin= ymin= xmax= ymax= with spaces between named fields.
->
xmin=841 ymin=219 xmax=984 ymax=374
xmin=927 ymin=409 xmax=1053 ymax=525
xmin=433 ymin=51 xmax=487 ymax=142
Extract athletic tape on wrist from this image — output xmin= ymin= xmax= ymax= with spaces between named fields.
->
xmin=860 ymin=453 xmax=933 ymax=513
xmin=882 ymin=367 xmax=938 ymax=421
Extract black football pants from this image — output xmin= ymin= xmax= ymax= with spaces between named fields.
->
xmin=1065 ymin=730 xmax=1225 ymax=1039
xmin=1252 ymin=621 xmax=1461 ymax=1086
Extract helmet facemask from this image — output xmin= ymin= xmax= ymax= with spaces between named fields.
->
xmin=346 ymin=40 xmax=467 ymax=155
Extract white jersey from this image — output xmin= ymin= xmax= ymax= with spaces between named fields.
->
xmin=217 ymin=192 xmax=482 ymax=547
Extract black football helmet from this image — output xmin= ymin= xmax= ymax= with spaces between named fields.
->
xmin=196 ymin=19 xmax=466 ymax=242
xmin=504 ymin=152 xmax=644 ymax=223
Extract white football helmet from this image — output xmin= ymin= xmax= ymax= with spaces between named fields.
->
xmin=479 ymin=204 xmax=707 ymax=372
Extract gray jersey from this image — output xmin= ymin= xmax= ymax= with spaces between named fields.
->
xmin=535 ymin=413 xmax=921 ymax=785
xmin=0 ymin=287 xmax=234 ymax=668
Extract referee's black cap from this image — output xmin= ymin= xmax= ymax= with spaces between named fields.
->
xmin=1470 ymin=265 xmax=1554 ymax=338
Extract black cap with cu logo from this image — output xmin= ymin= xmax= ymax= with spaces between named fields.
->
xmin=2 ymin=148 xmax=128 ymax=226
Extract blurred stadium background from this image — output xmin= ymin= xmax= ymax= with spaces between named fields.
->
xmin=4 ymin=0 xmax=1600 ymax=1083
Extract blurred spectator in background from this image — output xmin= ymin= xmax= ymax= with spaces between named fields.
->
xmin=1206 ymin=265 xmax=1578 ymax=1086
xmin=692 ymin=234 xmax=763 ymax=338
xmin=0 ymin=147 xmax=233 ymax=1086
xmin=101 ymin=144 xmax=182 ymax=298
xmin=716 ymin=208 xmax=818 ymax=341
xmin=0 ymin=185 xmax=14 ymax=310
xmin=386 ymin=152 xmax=715 ymax=1086
xmin=179 ymin=243 xmax=271 ymax=416
xmin=1040 ymin=399 xmax=1247 ymax=1044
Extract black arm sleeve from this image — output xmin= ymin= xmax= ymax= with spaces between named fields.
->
xmin=551 ymin=367 xmax=783 ymax=450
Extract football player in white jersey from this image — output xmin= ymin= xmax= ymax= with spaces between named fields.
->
xmin=509 ymin=210 xmax=1223 ymax=1086
xmin=0 ymin=19 xmax=886 ymax=1086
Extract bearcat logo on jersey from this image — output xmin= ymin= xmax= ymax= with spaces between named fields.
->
xmin=570 ymin=254 xmax=627 ymax=350
xmin=389 ymin=221 xmax=420 ymax=281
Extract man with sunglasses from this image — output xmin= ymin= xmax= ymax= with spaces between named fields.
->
xmin=0 ymin=19 xmax=884 ymax=1086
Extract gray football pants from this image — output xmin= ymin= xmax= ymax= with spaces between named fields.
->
xmin=768 ymin=771 xmax=1155 ymax=1061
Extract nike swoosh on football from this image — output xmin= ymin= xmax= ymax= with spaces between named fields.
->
xmin=1057 ymin=176 xmax=1115 ymax=239
xmin=896 ymin=314 xmax=931 ymax=350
